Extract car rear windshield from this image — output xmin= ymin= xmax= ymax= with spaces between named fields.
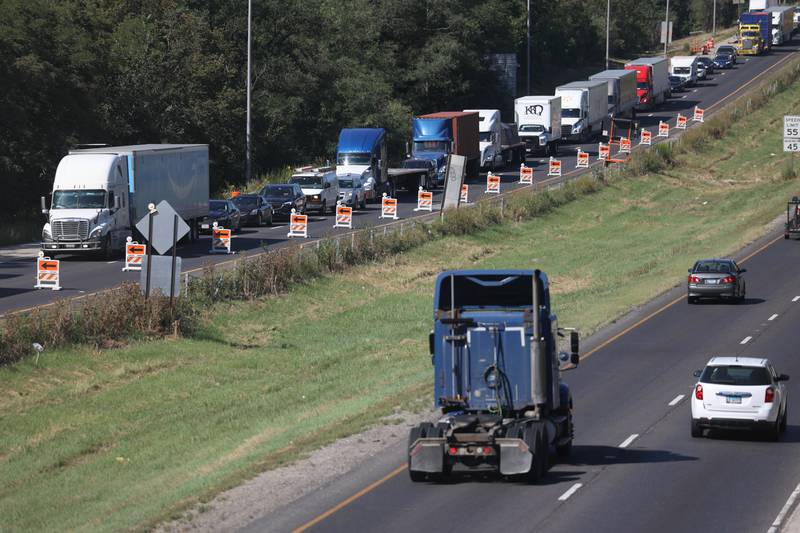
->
xmin=209 ymin=200 xmax=228 ymax=211
xmin=700 ymin=365 xmax=771 ymax=386
xmin=233 ymin=196 xmax=258 ymax=208
xmin=693 ymin=260 xmax=734 ymax=273
xmin=263 ymin=186 xmax=293 ymax=197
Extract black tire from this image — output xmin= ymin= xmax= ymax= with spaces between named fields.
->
xmin=781 ymin=406 xmax=788 ymax=432
xmin=102 ymin=235 xmax=113 ymax=260
xmin=256 ymin=214 xmax=263 ymax=227
xmin=769 ymin=418 xmax=781 ymax=442
xmin=556 ymin=410 xmax=574 ymax=458
xmin=360 ymin=197 xmax=367 ymax=210
xmin=524 ymin=423 xmax=546 ymax=483
xmin=691 ymin=419 xmax=702 ymax=438
xmin=267 ymin=213 xmax=273 ymax=226
xmin=321 ymin=201 xmax=326 ymax=216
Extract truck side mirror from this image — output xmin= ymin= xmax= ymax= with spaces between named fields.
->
xmin=40 ymin=196 xmax=49 ymax=215
xmin=570 ymin=331 xmax=580 ymax=365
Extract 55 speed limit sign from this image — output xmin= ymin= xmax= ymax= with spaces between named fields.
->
xmin=785 ymin=115 xmax=800 ymax=152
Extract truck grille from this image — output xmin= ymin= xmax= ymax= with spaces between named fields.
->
xmin=52 ymin=219 xmax=89 ymax=241
xmin=742 ymin=40 xmax=753 ymax=50
xmin=561 ymin=125 xmax=573 ymax=137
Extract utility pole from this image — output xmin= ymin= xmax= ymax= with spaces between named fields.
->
xmin=605 ymin=0 xmax=611 ymax=69
xmin=664 ymin=0 xmax=670 ymax=57
xmin=712 ymin=0 xmax=717 ymax=36
xmin=246 ymin=0 xmax=253 ymax=183
xmin=527 ymin=0 xmax=531 ymax=94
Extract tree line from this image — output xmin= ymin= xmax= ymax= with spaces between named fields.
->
xmin=0 ymin=0 xmax=738 ymax=223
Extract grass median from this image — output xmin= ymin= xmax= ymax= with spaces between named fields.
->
xmin=2 ymin=65 xmax=800 ymax=531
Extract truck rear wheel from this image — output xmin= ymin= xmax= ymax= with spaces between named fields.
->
xmin=523 ymin=422 xmax=548 ymax=483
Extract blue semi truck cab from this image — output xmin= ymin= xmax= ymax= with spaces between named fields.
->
xmin=409 ymin=118 xmax=450 ymax=186
xmin=336 ymin=128 xmax=389 ymax=202
xmin=408 ymin=270 xmax=580 ymax=482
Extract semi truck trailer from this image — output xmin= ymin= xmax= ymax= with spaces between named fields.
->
xmin=463 ymin=109 xmax=524 ymax=170
xmin=514 ymin=95 xmax=562 ymax=156
xmin=589 ymin=69 xmax=638 ymax=118
xmin=41 ymin=144 xmax=209 ymax=258
xmin=554 ymin=80 xmax=608 ymax=143
xmin=767 ymin=6 xmax=795 ymax=45
xmin=625 ymin=57 xmax=670 ymax=110
xmin=408 ymin=269 xmax=580 ymax=482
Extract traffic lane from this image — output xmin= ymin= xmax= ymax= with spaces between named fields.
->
xmin=272 ymin=235 xmax=800 ymax=532
xmin=539 ymin=305 xmax=800 ymax=533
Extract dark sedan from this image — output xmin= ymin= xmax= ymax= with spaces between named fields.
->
xmin=716 ymin=45 xmax=737 ymax=64
xmin=232 ymin=194 xmax=273 ymax=227
xmin=669 ymin=75 xmax=686 ymax=92
xmin=687 ymin=259 xmax=746 ymax=304
xmin=696 ymin=56 xmax=715 ymax=76
xmin=713 ymin=54 xmax=733 ymax=69
xmin=261 ymin=183 xmax=306 ymax=220
xmin=201 ymin=200 xmax=242 ymax=233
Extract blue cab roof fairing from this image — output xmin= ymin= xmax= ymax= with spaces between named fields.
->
xmin=337 ymin=128 xmax=386 ymax=154
xmin=412 ymin=118 xmax=452 ymax=142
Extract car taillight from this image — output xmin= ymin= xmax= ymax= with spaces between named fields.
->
xmin=765 ymin=387 xmax=775 ymax=403
xmin=689 ymin=275 xmax=702 ymax=283
xmin=695 ymin=384 xmax=703 ymax=400
xmin=721 ymin=276 xmax=736 ymax=284
xmin=448 ymin=446 xmax=458 ymax=455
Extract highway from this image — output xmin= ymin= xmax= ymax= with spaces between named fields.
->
xmin=1 ymin=42 xmax=798 ymax=317
xmin=247 ymin=230 xmax=800 ymax=533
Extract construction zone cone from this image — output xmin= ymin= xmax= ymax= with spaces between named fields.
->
xmin=693 ymin=106 xmax=705 ymax=123
xmin=122 ymin=237 xmax=146 ymax=271
xmin=598 ymin=143 xmax=610 ymax=161
xmin=414 ymin=187 xmax=433 ymax=212
xmin=287 ymin=209 xmax=309 ymax=237
xmin=640 ymin=130 xmax=652 ymax=146
xmin=676 ymin=114 xmax=687 ymax=130
xmin=210 ymin=222 xmax=233 ymax=253
xmin=334 ymin=201 xmax=352 ymax=228
xmin=34 ymin=251 xmax=61 ymax=290
xmin=619 ymin=137 xmax=632 ymax=154
xmin=460 ymin=184 xmax=469 ymax=204
xmin=547 ymin=157 xmax=562 ymax=177
xmin=658 ymin=121 xmax=670 ymax=138
xmin=380 ymin=193 xmax=398 ymax=220
xmin=485 ymin=173 xmax=501 ymax=194
xmin=576 ymin=149 xmax=589 ymax=168
xmin=519 ymin=164 xmax=533 ymax=184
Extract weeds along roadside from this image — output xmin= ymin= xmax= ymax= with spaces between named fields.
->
xmin=3 ymin=55 xmax=800 ymax=366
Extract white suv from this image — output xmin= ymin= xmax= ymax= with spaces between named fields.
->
xmin=691 ymin=357 xmax=789 ymax=440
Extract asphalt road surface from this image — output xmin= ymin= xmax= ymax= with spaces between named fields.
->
xmin=1 ymin=42 xmax=799 ymax=315
xmin=247 ymin=229 xmax=800 ymax=533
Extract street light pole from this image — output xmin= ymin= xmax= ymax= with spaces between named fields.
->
xmin=246 ymin=0 xmax=252 ymax=183
xmin=664 ymin=0 xmax=670 ymax=56
xmin=605 ymin=0 xmax=611 ymax=69
xmin=712 ymin=0 xmax=717 ymax=36
xmin=526 ymin=0 xmax=531 ymax=94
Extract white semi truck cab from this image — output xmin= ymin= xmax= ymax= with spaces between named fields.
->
xmin=554 ymin=81 xmax=608 ymax=143
xmin=514 ymin=96 xmax=562 ymax=156
xmin=41 ymin=144 xmax=209 ymax=258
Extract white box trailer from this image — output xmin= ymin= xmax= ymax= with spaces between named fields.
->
xmin=589 ymin=69 xmax=638 ymax=118
xmin=41 ymin=144 xmax=209 ymax=258
xmin=767 ymin=6 xmax=795 ymax=45
xmin=554 ymin=80 xmax=608 ymax=143
xmin=514 ymin=95 xmax=562 ymax=156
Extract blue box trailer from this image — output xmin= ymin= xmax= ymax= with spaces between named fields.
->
xmin=408 ymin=270 xmax=580 ymax=483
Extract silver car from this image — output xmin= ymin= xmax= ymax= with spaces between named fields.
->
xmin=687 ymin=259 xmax=746 ymax=304
xmin=337 ymin=174 xmax=367 ymax=210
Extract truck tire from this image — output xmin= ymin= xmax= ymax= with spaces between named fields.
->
xmin=523 ymin=422 xmax=547 ymax=483
xmin=556 ymin=410 xmax=573 ymax=458
xmin=102 ymin=235 xmax=113 ymax=260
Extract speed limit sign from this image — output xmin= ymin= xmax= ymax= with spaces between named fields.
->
xmin=785 ymin=139 xmax=800 ymax=152
xmin=785 ymin=116 xmax=800 ymax=152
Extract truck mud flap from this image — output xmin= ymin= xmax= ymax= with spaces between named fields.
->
xmin=409 ymin=438 xmax=446 ymax=473
xmin=495 ymin=438 xmax=532 ymax=476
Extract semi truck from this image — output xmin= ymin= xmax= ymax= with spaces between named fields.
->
xmin=40 ymin=144 xmax=209 ymax=259
xmin=749 ymin=0 xmax=778 ymax=10
xmin=408 ymin=269 xmax=580 ymax=482
xmin=336 ymin=128 xmax=389 ymax=202
xmin=554 ymin=80 xmax=608 ymax=143
xmin=514 ymin=95 xmax=562 ymax=157
xmin=588 ymin=69 xmax=638 ymax=118
xmin=669 ymin=56 xmax=700 ymax=87
xmin=405 ymin=112 xmax=480 ymax=185
xmin=463 ymin=109 xmax=525 ymax=170
xmin=739 ymin=12 xmax=772 ymax=55
xmin=767 ymin=6 xmax=795 ymax=45
xmin=625 ymin=57 xmax=671 ymax=111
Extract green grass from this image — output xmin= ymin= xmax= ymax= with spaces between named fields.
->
xmin=2 ymin=67 xmax=800 ymax=532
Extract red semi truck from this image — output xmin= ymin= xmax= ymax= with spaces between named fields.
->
xmin=624 ymin=57 xmax=671 ymax=111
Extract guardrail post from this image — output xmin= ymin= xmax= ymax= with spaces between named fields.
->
xmin=500 ymin=197 xmax=505 ymax=218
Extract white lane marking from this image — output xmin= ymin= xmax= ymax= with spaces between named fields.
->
xmin=681 ymin=95 xmax=688 ymax=99
xmin=558 ymin=483 xmax=583 ymax=501
xmin=721 ymin=72 xmax=726 ymax=75
xmin=618 ymin=434 xmax=639 ymax=448
xmin=647 ymin=113 xmax=654 ymax=117
xmin=793 ymin=296 xmax=800 ymax=302
xmin=668 ymin=394 xmax=685 ymax=406
xmin=740 ymin=336 xmax=752 ymax=345
xmin=106 ymin=261 xmax=116 ymax=264
xmin=767 ymin=482 xmax=800 ymax=533
xmin=692 ymin=89 xmax=698 ymax=93
xmin=769 ymin=314 xmax=779 ymax=321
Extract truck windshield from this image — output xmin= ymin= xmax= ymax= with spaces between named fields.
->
xmin=291 ymin=176 xmax=323 ymax=187
xmin=742 ymin=31 xmax=759 ymax=38
xmin=337 ymin=153 xmax=371 ymax=165
xmin=479 ymin=132 xmax=491 ymax=142
xmin=519 ymin=124 xmax=544 ymax=133
xmin=414 ymin=141 xmax=449 ymax=153
xmin=673 ymin=67 xmax=691 ymax=74
xmin=52 ymin=189 xmax=106 ymax=209
xmin=437 ymin=274 xmax=534 ymax=311
xmin=562 ymin=108 xmax=581 ymax=118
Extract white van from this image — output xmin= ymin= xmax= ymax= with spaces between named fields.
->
xmin=670 ymin=56 xmax=699 ymax=87
xmin=289 ymin=166 xmax=340 ymax=215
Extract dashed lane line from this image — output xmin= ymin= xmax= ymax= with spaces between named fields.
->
xmin=558 ymin=483 xmax=583 ymax=501
xmin=769 ymin=314 xmax=778 ymax=321
xmin=741 ymin=336 xmax=752 ymax=345
xmin=668 ymin=394 xmax=685 ymax=407
xmin=619 ymin=434 xmax=639 ymax=449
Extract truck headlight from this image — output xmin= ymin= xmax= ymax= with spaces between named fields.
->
xmin=89 ymin=226 xmax=104 ymax=239
xmin=312 ymin=195 xmax=320 ymax=201
xmin=572 ymin=124 xmax=582 ymax=134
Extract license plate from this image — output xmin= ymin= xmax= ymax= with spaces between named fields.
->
xmin=726 ymin=396 xmax=742 ymax=404
xmin=201 ymin=224 xmax=210 ymax=229
xmin=705 ymin=279 xmax=718 ymax=284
